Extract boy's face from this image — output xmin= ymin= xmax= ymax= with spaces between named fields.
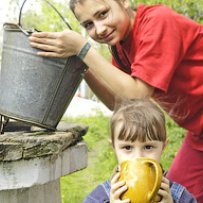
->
xmin=113 ymin=124 xmax=167 ymax=165
xmin=74 ymin=0 xmax=133 ymax=45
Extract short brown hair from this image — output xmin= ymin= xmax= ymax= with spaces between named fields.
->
xmin=110 ymin=99 xmax=167 ymax=146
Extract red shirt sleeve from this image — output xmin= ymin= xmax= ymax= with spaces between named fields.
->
xmin=131 ymin=5 xmax=184 ymax=92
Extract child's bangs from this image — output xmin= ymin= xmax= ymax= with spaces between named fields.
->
xmin=117 ymin=119 xmax=165 ymax=142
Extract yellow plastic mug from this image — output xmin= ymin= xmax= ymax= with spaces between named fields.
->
xmin=119 ymin=157 xmax=163 ymax=203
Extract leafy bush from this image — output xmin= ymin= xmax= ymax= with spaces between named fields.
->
xmin=131 ymin=0 xmax=203 ymax=23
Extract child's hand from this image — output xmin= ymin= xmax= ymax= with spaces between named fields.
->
xmin=110 ymin=172 xmax=130 ymax=203
xmin=153 ymin=177 xmax=173 ymax=203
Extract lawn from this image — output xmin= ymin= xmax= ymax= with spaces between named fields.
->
xmin=60 ymin=112 xmax=185 ymax=203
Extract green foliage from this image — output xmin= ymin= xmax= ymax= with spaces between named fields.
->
xmin=161 ymin=115 xmax=185 ymax=169
xmin=60 ymin=113 xmax=185 ymax=203
xmin=131 ymin=0 xmax=203 ymax=23
xmin=10 ymin=0 xmax=81 ymax=32
xmin=98 ymin=44 xmax=112 ymax=60
xmin=64 ymin=112 xmax=111 ymax=150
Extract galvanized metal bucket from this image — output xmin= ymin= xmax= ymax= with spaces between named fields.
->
xmin=0 ymin=1 xmax=87 ymax=131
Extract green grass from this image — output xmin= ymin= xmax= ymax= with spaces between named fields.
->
xmin=60 ymin=112 xmax=185 ymax=203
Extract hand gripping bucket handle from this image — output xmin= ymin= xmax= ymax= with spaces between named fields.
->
xmin=0 ymin=0 xmax=87 ymax=133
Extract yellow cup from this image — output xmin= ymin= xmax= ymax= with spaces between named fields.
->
xmin=119 ymin=157 xmax=163 ymax=203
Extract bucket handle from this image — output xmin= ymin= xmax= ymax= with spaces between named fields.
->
xmin=0 ymin=116 xmax=9 ymax=134
xmin=18 ymin=0 xmax=72 ymax=35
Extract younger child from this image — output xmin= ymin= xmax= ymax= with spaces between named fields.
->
xmin=83 ymin=99 xmax=197 ymax=203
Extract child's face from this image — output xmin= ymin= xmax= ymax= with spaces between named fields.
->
xmin=113 ymin=124 xmax=167 ymax=165
xmin=74 ymin=0 xmax=134 ymax=45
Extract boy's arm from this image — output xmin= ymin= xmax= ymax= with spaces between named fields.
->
xmin=170 ymin=182 xmax=197 ymax=203
xmin=83 ymin=48 xmax=154 ymax=111
xmin=83 ymin=181 xmax=110 ymax=203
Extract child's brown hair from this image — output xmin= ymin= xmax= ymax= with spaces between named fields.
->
xmin=110 ymin=98 xmax=167 ymax=147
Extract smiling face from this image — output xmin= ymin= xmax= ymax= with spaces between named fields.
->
xmin=113 ymin=122 xmax=167 ymax=165
xmin=73 ymin=0 xmax=134 ymax=45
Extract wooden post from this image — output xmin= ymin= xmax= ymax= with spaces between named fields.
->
xmin=0 ymin=121 xmax=88 ymax=203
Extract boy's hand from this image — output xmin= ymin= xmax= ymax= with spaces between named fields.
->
xmin=153 ymin=177 xmax=173 ymax=203
xmin=110 ymin=172 xmax=130 ymax=203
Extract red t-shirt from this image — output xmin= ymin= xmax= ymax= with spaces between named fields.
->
xmin=112 ymin=4 xmax=203 ymax=149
